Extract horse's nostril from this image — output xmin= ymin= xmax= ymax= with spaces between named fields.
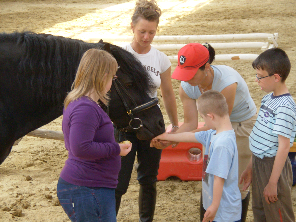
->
xmin=159 ymin=119 xmax=164 ymax=128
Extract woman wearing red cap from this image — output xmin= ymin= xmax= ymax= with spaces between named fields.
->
xmin=115 ymin=0 xmax=179 ymax=221
xmin=171 ymin=43 xmax=257 ymax=222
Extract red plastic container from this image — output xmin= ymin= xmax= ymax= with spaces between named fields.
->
xmin=157 ymin=122 xmax=204 ymax=181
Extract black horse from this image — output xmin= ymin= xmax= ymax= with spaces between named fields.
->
xmin=0 ymin=32 xmax=165 ymax=164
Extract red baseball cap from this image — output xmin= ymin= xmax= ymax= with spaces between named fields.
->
xmin=172 ymin=43 xmax=209 ymax=81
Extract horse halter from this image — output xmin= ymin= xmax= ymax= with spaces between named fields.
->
xmin=112 ymin=78 xmax=159 ymax=132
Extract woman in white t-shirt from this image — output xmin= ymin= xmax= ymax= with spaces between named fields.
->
xmin=115 ymin=1 xmax=179 ymax=221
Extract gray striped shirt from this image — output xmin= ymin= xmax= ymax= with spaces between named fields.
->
xmin=250 ymin=93 xmax=296 ymax=158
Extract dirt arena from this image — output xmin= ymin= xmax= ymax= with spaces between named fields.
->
xmin=1 ymin=0 xmax=296 ymax=221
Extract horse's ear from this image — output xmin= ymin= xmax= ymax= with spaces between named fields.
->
xmin=98 ymin=39 xmax=111 ymax=53
xmin=103 ymin=42 xmax=111 ymax=53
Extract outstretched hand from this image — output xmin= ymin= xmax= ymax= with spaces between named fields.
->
xmin=150 ymin=132 xmax=175 ymax=149
xmin=150 ymin=138 xmax=172 ymax=149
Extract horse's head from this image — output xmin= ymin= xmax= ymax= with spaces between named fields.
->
xmin=105 ymin=43 xmax=165 ymax=140
xmin=0 ymin=33 xmax=166 ymax=165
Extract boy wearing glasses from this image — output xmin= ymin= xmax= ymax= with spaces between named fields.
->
xmin=240 ymin=48 xmax=296 ymax=222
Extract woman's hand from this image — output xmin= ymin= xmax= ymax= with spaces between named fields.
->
xmin=168 ymin=126 xmax=179 ymax=147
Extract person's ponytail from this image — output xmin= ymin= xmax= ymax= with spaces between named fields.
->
xmin=202 ymin=43 xmax=215 ymax=64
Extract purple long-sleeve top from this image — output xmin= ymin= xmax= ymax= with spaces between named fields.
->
xmin=59 ymin=96 xmax=121 ymax=188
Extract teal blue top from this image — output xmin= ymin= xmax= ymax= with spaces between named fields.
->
xmin=181 ymin=65 xmax=256 ymax=122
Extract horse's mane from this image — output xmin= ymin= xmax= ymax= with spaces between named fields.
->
xmin=10 ymin=32 xmax=100 ymax=105
xmin=4 ymin=32 xmax=152 ymax=105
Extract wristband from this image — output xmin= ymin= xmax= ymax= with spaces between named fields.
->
xmin=172 ymin=125 xmax=179 ymax=129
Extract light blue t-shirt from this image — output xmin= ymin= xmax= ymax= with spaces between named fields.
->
xmin=250 ymin=93 xmax=296 ymax=158
xmin=195 ymin=129 xmax=241 ymax=222
xmin=181 ymin=65 xmax=256 ymax=122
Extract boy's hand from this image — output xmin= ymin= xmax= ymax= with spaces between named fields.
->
xmin=150 ymin=133 xmax=172 ymax=149
xmin=153 ymin=132 xmax=168 ymax=141
xmin=202 ymin=204 xmax=218 ymax=222
xmin=150 ymin=139 xmax=170 ymax=149
xmin=263 ymin=182 xmax=278 ymax=204
xmin=239 ymin=167 xmax=252 ymax=191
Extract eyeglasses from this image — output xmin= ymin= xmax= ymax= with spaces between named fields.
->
xmin=255 ymin=73 xmax=275 ymax=81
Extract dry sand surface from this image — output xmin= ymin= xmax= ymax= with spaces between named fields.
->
xmin=1 ymin=0 xmax=296 ymax=221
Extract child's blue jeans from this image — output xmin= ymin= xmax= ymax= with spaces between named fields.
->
xmin=57 ymin=177 xmax=116 ymax=222
xmin=213 ymin=220 xmax=241 ymax=222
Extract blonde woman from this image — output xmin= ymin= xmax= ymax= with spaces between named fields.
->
xmin=57 ymin=48 xmax=131 ymax=222
xmin=115 ymin=0 xmax=179 ymax=221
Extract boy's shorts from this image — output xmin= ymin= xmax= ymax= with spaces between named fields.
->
xmin=252 ymin=154 xmax=295 ymax=222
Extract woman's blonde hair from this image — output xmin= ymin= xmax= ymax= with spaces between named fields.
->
xmin=64 ymin=48 xmax=118 ymax=109
xmin=132 ymin=0 xmax=161 ymax=25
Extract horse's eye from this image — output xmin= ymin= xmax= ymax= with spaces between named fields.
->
xmin=125 ymin=82 xmax=133 ymax=88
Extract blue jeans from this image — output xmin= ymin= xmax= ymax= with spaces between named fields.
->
xmin=57 ymin=178 xmax=116 ymax=222
xmin=213 ymin=219 xmax=241 ymax=222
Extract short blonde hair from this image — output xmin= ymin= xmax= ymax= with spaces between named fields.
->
xmin=197 ymin=90 xmax=229 ymax=117
xmin=132 ymin=0 xmax=161 ymax=25
xmin=64 ymin=48 xmax=118 ymax=109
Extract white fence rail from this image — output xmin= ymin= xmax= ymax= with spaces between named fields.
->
xmin=14 ymin=129 xmax=64 ymax=146
xmin=27 ymin=129 xmax=64 ymax=141
xmin=80 ymin=32 xmax=278 ymax=62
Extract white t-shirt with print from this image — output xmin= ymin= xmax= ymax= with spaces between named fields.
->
xmin=123 ymin=44 xmax=171 ymax=98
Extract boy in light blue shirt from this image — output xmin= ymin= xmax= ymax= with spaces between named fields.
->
xmin=152 ymin=90 xmax=241 ymax=222
xmin=240 ymin=48 xmax=296 ymax=222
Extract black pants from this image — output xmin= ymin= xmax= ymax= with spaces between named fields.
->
xmin=115 ymin=131 xmax=162 ymax=195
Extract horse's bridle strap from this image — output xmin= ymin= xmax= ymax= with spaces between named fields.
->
xmin=131 ymin=98 xmax=159 ymax=114
xmin=112 ymin=78 xmax=159 ymax=132
xmin=113 ymin=79 xmax=135 ymax=117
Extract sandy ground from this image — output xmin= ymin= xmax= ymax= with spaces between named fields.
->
xmin=1 ymin=0 xmax=296 ymax=221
